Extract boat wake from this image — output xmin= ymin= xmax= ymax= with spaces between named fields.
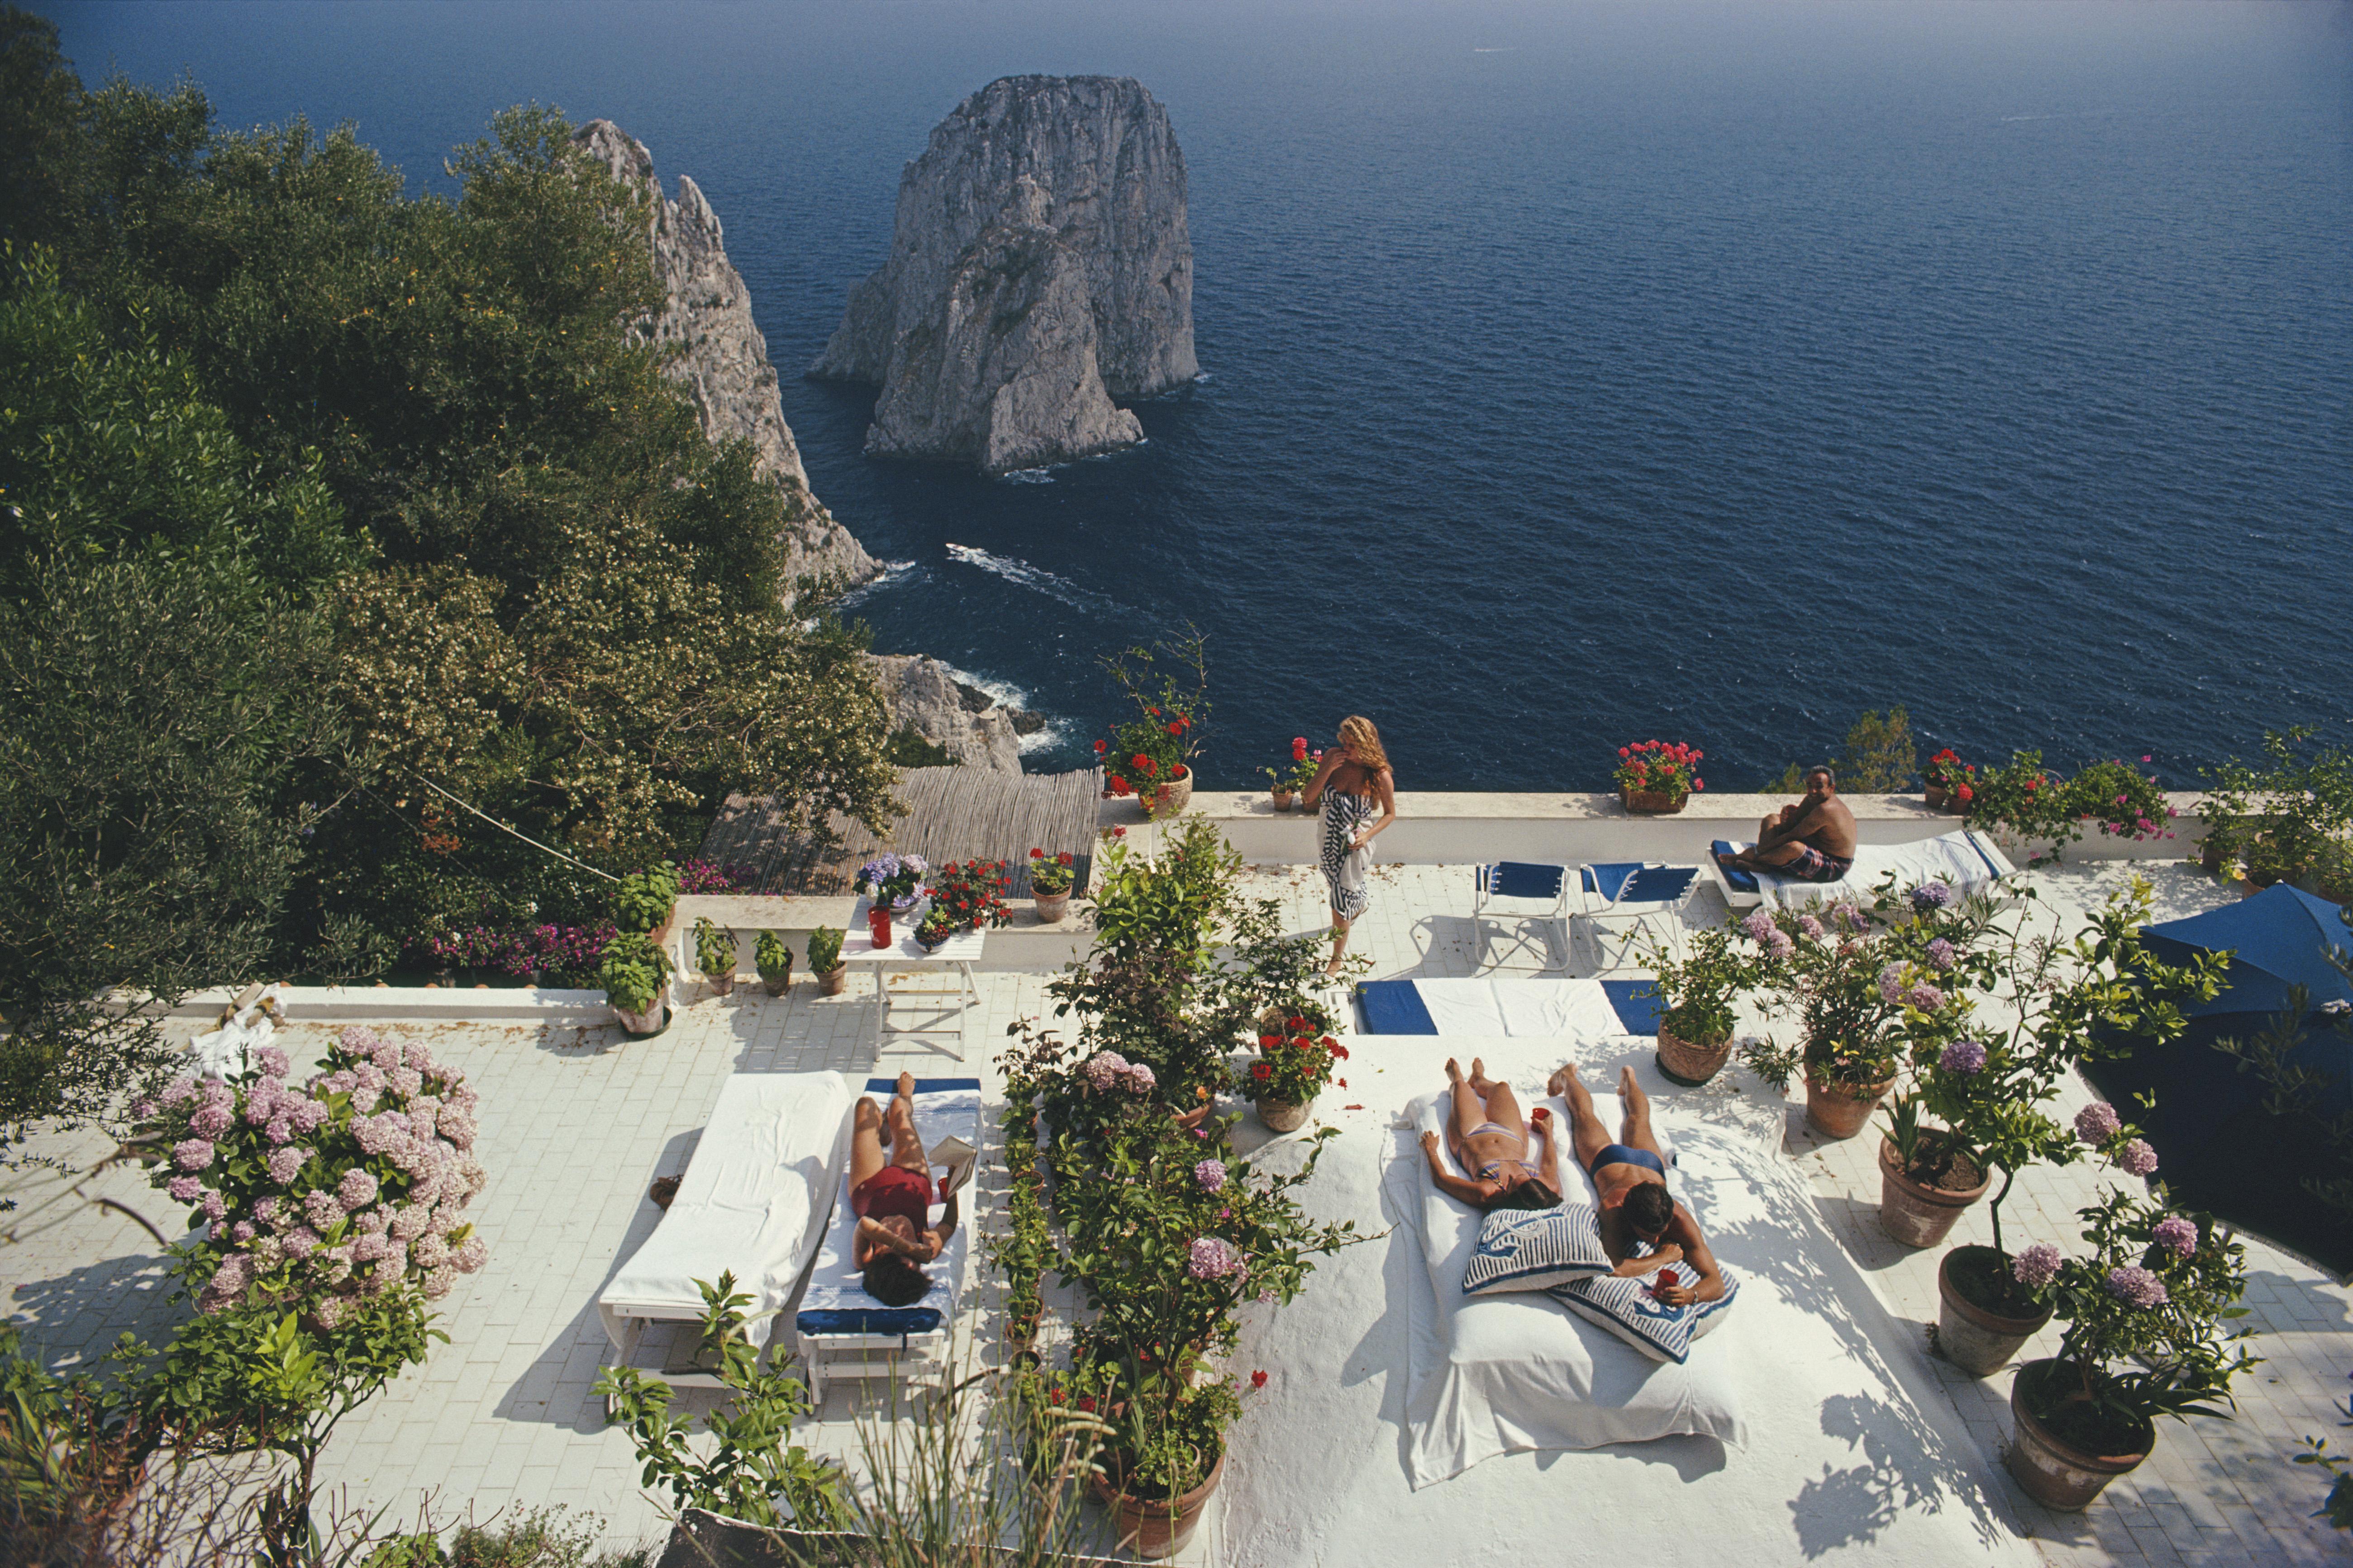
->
xmin=944 ymin=543 xmax=1124 ymax=617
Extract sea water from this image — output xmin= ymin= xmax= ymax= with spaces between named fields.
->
xmin=48 ymin=0 xmax=2353 ymax=789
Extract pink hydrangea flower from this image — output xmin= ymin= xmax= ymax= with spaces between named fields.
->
xmin=265 ymin=1118 xmax=294 ymax=1147
xmin=230 ymin=1221 xmax=256 ymax=1243
xmin=200 ymin=1190 xmax=226 ymax=1223
xmin=352 ymin=1233 xmax=391 ymax=1264
xmin=266 ymin=1146 xmax=307 ymax=1187
xmin=422 ymin=1266 xmax=456 ymax=1300
xmin=311 ymin=1295 xmax=349 ymax=1330
xmin=2074 ymin=1102 xmax=2122 ymax=1144
xmin=411 ymin=1233 xmax=452 ymax=1270
xmin=2010 ymin=1243 xmax=2062 ymax=1289
xmin=1187 ymin=1236 xmax=1244 ymax=1280
xmin=255 ymin=1045 xmax=291 ymax=1078
xmin=1740 ymin=911 xmax=1777 ymax=945
xmin=2117 ymin=1138 xmax=2159 ymax=1177
xmin=290 ymin=1098 xmax=329 ymax=1135
xmin=2152 ymin=1216 xmax=2198 ymax=1258
xmin=1877 ymin=964 xmax=1906 ymax=1005
xmin=167 ymin=1174 xmax=204 ymax=1203
xmin=188 ymin=1103 xmax=233 ymax=1139
xmin=1123 ymin=1062 xmax=1157 ymax=1093
xmin=303 ymin=1189 xmax=344 ymax=1230
xmin=1081 ymin=1051 xmax=1132 ymax=1092
xmin=171 ymin=1139 xmax=216 ymax=1172
xmin=1766 ymin=929 xmax=1794 ymax=960
xmin=2105 ymin=1265 xmax=2168 ymax=1309
xmin=161 ymin=1076 xmax=198 ymax=1107
xmin=453 ymin=1235 xmax=489 ymax=1273
xmin=1901 ymin=980 xmax=1947 ymax=1011
xmin=1195 ymin=1159 xmax=1228 ymax=1192
xmin=1796 ymin=914 xmax=1825 ymax=939
xmin=1925 ymin=938 xmax=1957 ymax=971
xmin=338 ymin=1169 xmax=380 ymax=1209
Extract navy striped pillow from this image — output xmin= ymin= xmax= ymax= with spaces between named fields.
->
xmin=1462 ymin=1206 xmax=1611 ymax=1295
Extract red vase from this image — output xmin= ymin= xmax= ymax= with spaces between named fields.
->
xmin=868 ymin=907 xmax=891 ymax=947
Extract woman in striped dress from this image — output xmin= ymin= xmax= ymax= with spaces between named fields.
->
xmin=1301 ymin=715 xmax=1399 ymax=978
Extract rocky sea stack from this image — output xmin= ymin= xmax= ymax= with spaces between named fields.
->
xmin=573 ymin=119 xmax=879 ymax=588
xmin=810 ymin=76 xmax=1197 ymax=475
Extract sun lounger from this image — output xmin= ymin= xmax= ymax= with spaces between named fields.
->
xmin=793 ymin=1076 xmax=981 ymax=1402
xmin=1356 ymin=977 xmax=1660 ymax=1036
xmin=1392 ymin=1078 xmax=1742 ymax=1486
xmin=1705 ymin=827 xmax=2015 ymax=912
xmin=599 ymin=1073 xmax=853 ymax=1388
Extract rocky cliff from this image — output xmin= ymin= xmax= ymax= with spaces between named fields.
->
xmin=809 ymin=76 xmax=1196 ymax=475
xmin=575 ymin=120 xmax=879 ymax=588
xmin=863 ymin=654 xmax=1038 ymax=773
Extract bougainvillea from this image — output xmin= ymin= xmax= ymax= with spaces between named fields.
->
xmin=135 ymin=1025 xmax=488 ymax=1323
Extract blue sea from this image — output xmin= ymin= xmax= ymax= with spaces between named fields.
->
xmin=47 ymin=0 xmax=2353 ymax=790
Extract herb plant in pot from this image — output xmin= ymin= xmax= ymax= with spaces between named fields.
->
xmin=611 ymin=861 xmax=681 ymax=940
xmin=1638 ymin=928 xmax=1753 ymax=1085
xmin=692 ymin=917 xmax=736 ymax=997
xmin=1613 ymin=739 xmax=1703 ymax=814
xmin=1235 ymin=1018 xmax=1345 ymax=1132
xmin=599 ymin=931 xmax=672 ymax=1036
xmin=806 ymin=925 xmax=847 ymax=997
xmin=2002 ymin=1188 xmax=2256 ymax=1511
xmin=1026 ymin=847 xmax=1076 ymax=922
xmin=754 ymin=931 xmax=794 ymax=996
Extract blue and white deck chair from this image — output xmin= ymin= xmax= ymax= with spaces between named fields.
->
xmin=1472 ymin=862 xmax=1571 ymax=972
xmin=1575 ymin=862 xmax=1700 ymax=971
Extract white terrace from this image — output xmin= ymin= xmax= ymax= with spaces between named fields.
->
xmin=3 ymin=794 xmax=2345 ymax=1566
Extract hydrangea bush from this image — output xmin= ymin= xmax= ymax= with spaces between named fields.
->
xmin=135 ymin=1026 xmax=489 ymax=1323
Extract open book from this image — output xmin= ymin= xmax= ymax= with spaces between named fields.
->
xmin=928 ymin=1134 xmax=977 ymax=1197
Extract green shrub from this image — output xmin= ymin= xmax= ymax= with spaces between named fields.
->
xmin=805 ymin=925 xmax=843 ymax=974
xmin=610 ymin=863 xmax=679 ymax=935
xmin=597 ymin=931 xmax=668 ymax=1014
xmin=754 ymin=930 xmax=792 ymax=979
xmin=691 ymin=917 xmax=734 ymax=979
xmin=885 ymin=725 xmax=956 ymax=768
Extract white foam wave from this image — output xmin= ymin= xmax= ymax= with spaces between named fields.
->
xmin=939 ymin=663 xmax=1069 ymax=755
xmin=944 ymin=543 xmax=1122 ymax=616
xmin=834 ymin=559 xmax=920 ymax=608
xmin=999 ymin=468 xmax=1055 ymax=485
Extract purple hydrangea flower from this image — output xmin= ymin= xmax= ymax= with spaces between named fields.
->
xmin=1187 ymin=1236 xmax=1244 ymax=1280
xmin=265 ymin=1146 xmax=307 ymax=1187
xmin=1925 ymin=938 xmax=1957 ymax=972
xmin=188 ymin=1102 xmax=233 ymax=1139
xmin=2074 ymin=1102 xmax=2122 ymax=1144
xmin=161 ymin=1076 xmax=198 ymax=1107
xmin=1123 ymin=1062 xmax=1157 ymax=1093
xmin=453 ymin=1234 xmax=489 ymax=1273
xmin=255 ymin=1045 xmax=291 ymax=1079
xmin=2105 ymin=1264 xmax=2168 ymax=1309
xmin=2117 ymin=1138 xmax=2159 ymax=1177
xmin=338 ymin=1169 xmax=380 ymax=1209
xmin=171 ymin=1139 xmax=216 ymax=1172
xmin=1081 ymin=1051 xmax=1132 ymax=1092
xmin=200 ymin=1190 xmax=226 ymax=1222
xmin=1901 ymin=980 xmax=1947 ymax=1011
xmin=1741 ymin=911 xmax=1777 ymax=945
xmin=1910 ymin=881 xmax=1954 ymax=911
xmin=1195 ymin=1158 xmax=1228 ymax=1192
xmin=1767 ymin=929 xmax=1795 ymax=960
xmin=2152 ymin=1216 xmax=2198 ymax=1259
xmin=1878 ymin=964 xmax=1906 ymax=1005
xmin=1796 ymin=913 xmax=1825 ymax=940
xmin=167 ymin=1174 xmax=204 ymax=1203
xmin=2011 ymin=1243 xmax=2062 ymax=1290
xmin=311 ymin=1295 xmax=349 ymax=1330
xmin=1939 ymin=1039 xmax=1988 ymax=1075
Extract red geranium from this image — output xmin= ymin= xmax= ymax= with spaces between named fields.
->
xmin=1613 ymin=739 xmax=1703 ymax=797
xmin=1252 ymin=1061 xmax=1272 ymax=1079
xmin=1251 ymin=1370 xmax=1268 ymax=1390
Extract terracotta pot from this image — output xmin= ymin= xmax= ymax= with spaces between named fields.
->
xmin=1803 ymin=1069 xmax=1893 ymax=1139
xmin=1271 ymin=790 xmax=1295 ymax=809
xmin=1091 ymin=1445 xmax=1225 ymax=1559
xmin=1924 ymin=783 xmax=1967 ymax=814
xmin=1877 ymin=1136 xmax=1990 ymax=1249
xmin=2006 ymin=1360 xmax=2153 ymax=1511
xmin=1619 ymin=787 xmax=1688 ymax=815
xmin=705 ymin=972 xmax=735 ymax=998
xmin=1033 ymin=889 xmax=1071 ymax=923
xmin=1655 ymin=1022 xmax=1732 ymax=1086
xmin=612 ymin=996 xmax=668 ymax=1037
xmin=1936 ymin=1245 xmax=2053 ymax=1376
xmin=816 ymin=964 xmax=848 ymax=997
xmin=759 ymin=969 xmax=791 ymax=997
xmin=1257 ymin=1098 xmax=1311 ymax=1133
xmin=1148 ymin=767 xmax=1195 ymax=819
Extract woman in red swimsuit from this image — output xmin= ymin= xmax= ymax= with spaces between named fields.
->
xmin=849 ymin=1071 xmax=962 ymax=1307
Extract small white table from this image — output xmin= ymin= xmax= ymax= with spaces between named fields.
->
xmin=841 ymin=896 xmax=987 ymax=1059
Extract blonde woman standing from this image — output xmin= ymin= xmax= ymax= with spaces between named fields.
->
xmin=1301 ymin=715 xmax=1399 ymax=977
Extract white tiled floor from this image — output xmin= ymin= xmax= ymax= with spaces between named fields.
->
xmin=2 ymin=856 xmax=2344 ymax=1563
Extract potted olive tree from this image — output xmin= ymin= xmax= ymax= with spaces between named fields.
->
xmin=1638 ymin=927 xmax=1754 ymax=1085
xmin=2002 ymin=1188 xmax=2256 ymax=1511
xmin=754 ymin=930 xmax=794 ymax=996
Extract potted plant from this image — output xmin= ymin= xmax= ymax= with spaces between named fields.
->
xmin=692 ymin=917 xmax=736 ymax=997
xmin=1613 ymin=740 xmax=1703 ymax=814
xmin=1096 ymin=629 xmax=1210 ymax=820
xmin=928 ymin=857 xmax=1013 ymax=931
xmin=1733 ymin=904 xmax=1903 ymax=1137
xmin=2067 ymin=758 xmax=2177 ymax=846
xmin=2243 ymin=834 xmax=2290 ymax=894
xmin=1922 ymin=748 xmax=1977 ymax=813
xmin=2193 ymin=755 xmax=2258 ymax=877
xmin=611 ymin=861 xmax=681 ymax=938
xmin=1234 ymin=1017 xmax=1344 ymax=1132
xmin=753 ymin=930 xmax=794 ymax=996
xmin=2003 ymin=1188 xmax=2256 ymax=1511
xmin=1965 ymin=750 xmax=2078 ymax=865
xmin=1259 ymin=737 xmax=1319 ymax=810
xmin=853 ymin=853 xmax=929 ymax=915
xmin=1027 ymin=848 xmax=1076 ymax=922
xmin=914 ymin=908 xmax=957 ymax=953
xmin=598 ymin=931 xmax=672 ymax=1036
xmin=1637 ymin=928 xmax=1753 ymax=1085
xmin=806 ymin=925 xmax=847 ymax=997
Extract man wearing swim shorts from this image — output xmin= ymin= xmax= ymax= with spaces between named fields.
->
xmin=1726 ymin=765 xmax=1857 ymax=884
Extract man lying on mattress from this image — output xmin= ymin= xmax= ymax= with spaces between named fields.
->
xmin=1548 ymin=1062 xmax=1729 ymax=1308
xmin=849 ymin=1072 xmax=964 ymax=1307
xmin=1724 ymin=765 xmax=1857 ymax=886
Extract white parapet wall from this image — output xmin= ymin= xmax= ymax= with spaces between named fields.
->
xmin=1100 ymin=789 xmax=2209 ymax=867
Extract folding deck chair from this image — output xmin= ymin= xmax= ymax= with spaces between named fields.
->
xmin=1472 ymin=862 xmax=1571 ymax=972
xmin=1575 ymin=862 xmax=1700 ymax=971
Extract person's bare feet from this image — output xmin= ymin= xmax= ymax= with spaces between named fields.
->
xmin=1618 ymin=1065 xmax=1639 ymax=1101
xmin=1321 ymin=954 xmax=1346 ymax=979
xmin=1444 ymin=1057 xmax=1464 ymax=1085
xmin=1469 ymin=1057 xmax=1490 ymax=1091
xmin=1548 ymin=1062 xmax=1580 ymax=1098
xmin=895 ymin=1069 xmax=916 ymax=1100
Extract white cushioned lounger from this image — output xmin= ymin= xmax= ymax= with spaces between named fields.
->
xmin=599 ymin=1072 xmax=852 ymax=1373
xmin=1708 ymin=827 xmax=2015 ymax=912
xmin=793 ymin=1076 xmax=981 ymax=1401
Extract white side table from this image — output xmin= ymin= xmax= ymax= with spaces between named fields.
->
xmin=841 ymin=897 xmax=986 ymax=1059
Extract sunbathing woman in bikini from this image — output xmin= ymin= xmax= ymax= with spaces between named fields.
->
xmin=1420 ymin=1057 xmax=1563 ymax=1212
xmin=849 ymin=1071 xmax=962 ymax=1307
xmin=1548 ymin=1062 xmax=1727 ymax=1307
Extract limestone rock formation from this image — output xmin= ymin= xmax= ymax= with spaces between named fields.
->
xmin=863 ymin=654 xmax=1031 ymax=773
xmin=574 ymin=119 xmax=880 ymax=588
xmin=810 ymin=76 xmax=1196 ymax=475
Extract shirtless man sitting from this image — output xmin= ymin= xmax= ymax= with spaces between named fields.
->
xmin=1726 ymin=765 xmax=1857 ymax=884
xmin=1548 ymin=1061 xmax=1728 ymax=1307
